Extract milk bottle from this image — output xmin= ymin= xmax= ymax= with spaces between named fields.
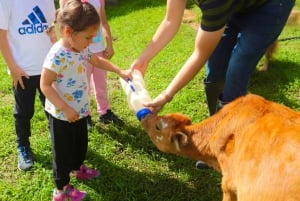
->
xmin=120 ymin=70 xmax=152 ymax=121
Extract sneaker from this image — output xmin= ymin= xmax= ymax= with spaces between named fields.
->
xmin=72 ymin=165 xmax=99 ymax=180
xmin=52 ymin=184 xmax=86 ymax=201
xmin=98 ymin=109 xmax=123 ymax=125
xmin=17 ymin=146 xmax=33 ymax=171
xmin=195 ymin=160 xmax=211 ymax=170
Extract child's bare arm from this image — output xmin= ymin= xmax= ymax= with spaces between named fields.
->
xmin=40 ymin=68 xmax=79 ymax=122
xmin=89 ymin=54 xmax=132 ymax=80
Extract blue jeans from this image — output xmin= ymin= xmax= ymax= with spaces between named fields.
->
xmin=205 ymin=0 xmax=295 ymax=103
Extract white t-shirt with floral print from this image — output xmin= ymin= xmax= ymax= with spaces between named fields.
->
xmin=43 ymin=41 xmax=92 ymax=121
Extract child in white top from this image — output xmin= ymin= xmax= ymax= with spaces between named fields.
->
xmin=0 ymin=0 xmax=56 ymax=171
xmin=86 ymin=0 xmax=121 ymax=124
xmin=40 ymin=0 xmax=131 ymax=200
xmin=60 ymin=0 xmax=121 ymax=127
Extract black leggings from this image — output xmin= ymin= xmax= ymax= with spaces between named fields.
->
xmin=49 ymin=115 xmax=88 ymax=190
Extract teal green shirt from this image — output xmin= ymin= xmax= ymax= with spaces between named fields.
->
xmin=194 ymin=0 xmax=269 ymax=31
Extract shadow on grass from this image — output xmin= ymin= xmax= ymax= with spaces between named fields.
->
xmin=32 ymin=58 xmax=299 ymax=201
xmin=80 ymin=58 xmax=300 ymax=200
xmin=250 ymin=59 xmax=300 ymax=110
xmin=83 ymin=148 xmax=222 ymax=201
xmin=29 ymin=109 xmax=221 ymax=200
xmin=86 ymin=120 xmax=222 ymax=201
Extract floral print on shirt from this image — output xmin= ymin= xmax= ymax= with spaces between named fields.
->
xmin=42 ymin=41 xmax=92 ymax=121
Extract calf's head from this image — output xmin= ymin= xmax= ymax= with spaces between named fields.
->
xmin=141 ymin=113 xmax=192 ymax=154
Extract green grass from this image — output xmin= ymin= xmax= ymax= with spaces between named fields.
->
xmin=0 ymin=1 xmax=299 ymax=200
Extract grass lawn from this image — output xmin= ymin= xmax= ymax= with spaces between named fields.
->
xmin=0 ymin=1 xmax=299 ymax=200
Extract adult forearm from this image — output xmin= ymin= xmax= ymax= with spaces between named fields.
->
xmin=139 ymin=18 xmax=181 ymax=63
xmin=165 ymin=27 xmax=225 ymax=99
xmin=166 ymin=52 xmax=203 ymax=98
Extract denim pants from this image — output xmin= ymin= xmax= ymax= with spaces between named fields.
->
xmin=13 ymin=75 xmax=47 ymax=147
xmin=205 ymin=0 xmax=295 ymax=103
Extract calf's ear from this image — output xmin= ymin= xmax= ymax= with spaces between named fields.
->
xmin=171 ymin=132 xmax=189 ymax=152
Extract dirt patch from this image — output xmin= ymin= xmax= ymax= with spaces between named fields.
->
xmin=286 ymin=10 xmax=300 ymax=25
xmin=182 ymin=9 xmax=198 ymax=30
xmin=0 ymin=92 xmax=14 ymax=106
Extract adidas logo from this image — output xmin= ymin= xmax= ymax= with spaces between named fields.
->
xmin=18 ymin=6 xmax=49 ymax=35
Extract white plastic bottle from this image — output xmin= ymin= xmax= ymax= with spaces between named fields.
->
xmin=120 ymin=70 xmax=152 ymax=121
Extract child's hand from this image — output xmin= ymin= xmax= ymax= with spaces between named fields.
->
xmin=119 ymin=69 xmax=132 ymax=81
xmin=104 ymin=46 xmax=114 ymax=59
xmin=62 ymin=105 xmax=80 ymax=123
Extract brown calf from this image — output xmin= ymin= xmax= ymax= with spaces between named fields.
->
xmin=141 ymin=94 xmax=300 ymax=201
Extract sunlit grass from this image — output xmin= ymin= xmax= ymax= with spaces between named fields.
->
xmin=0 ymin=1 xmax=299 ymax=200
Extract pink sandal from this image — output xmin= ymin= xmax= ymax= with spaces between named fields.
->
xmin=52 ymin=184 xmax=86 ymax=201
xmin=73 ymin=165 xmax=99 ymax=180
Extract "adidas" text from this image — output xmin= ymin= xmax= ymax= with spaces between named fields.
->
xmin=18 ymin=23 xmax=48 ymax=35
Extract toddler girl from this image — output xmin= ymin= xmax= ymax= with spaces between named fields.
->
xmin=40 ymin=0 xmax=131 ymax=200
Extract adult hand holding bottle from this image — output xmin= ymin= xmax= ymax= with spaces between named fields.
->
xmin=144 ymin=90 xmax=173 ymax=115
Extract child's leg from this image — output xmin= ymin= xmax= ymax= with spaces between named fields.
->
xmin=49 ymin=115 xmax=71 ymax=190
xmin=49 ymin=116 xmax=88 ymax=190
xmin=91 ymin=52 xmax=110 ymax=115
xmin=72 ymin=117 xmax=88 ymax=169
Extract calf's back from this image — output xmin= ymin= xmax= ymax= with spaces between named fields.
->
xmin=141 ymin=94 xmax=300 ymax=201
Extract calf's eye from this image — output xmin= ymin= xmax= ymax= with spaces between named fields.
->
xmin=155 ymin=124 xmax=160 ymax=131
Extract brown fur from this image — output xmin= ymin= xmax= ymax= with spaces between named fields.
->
xmin=141 ymin=94 xmax=300 ymax=201
xmin=261 ymin=10 xmax=300 ymax=71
